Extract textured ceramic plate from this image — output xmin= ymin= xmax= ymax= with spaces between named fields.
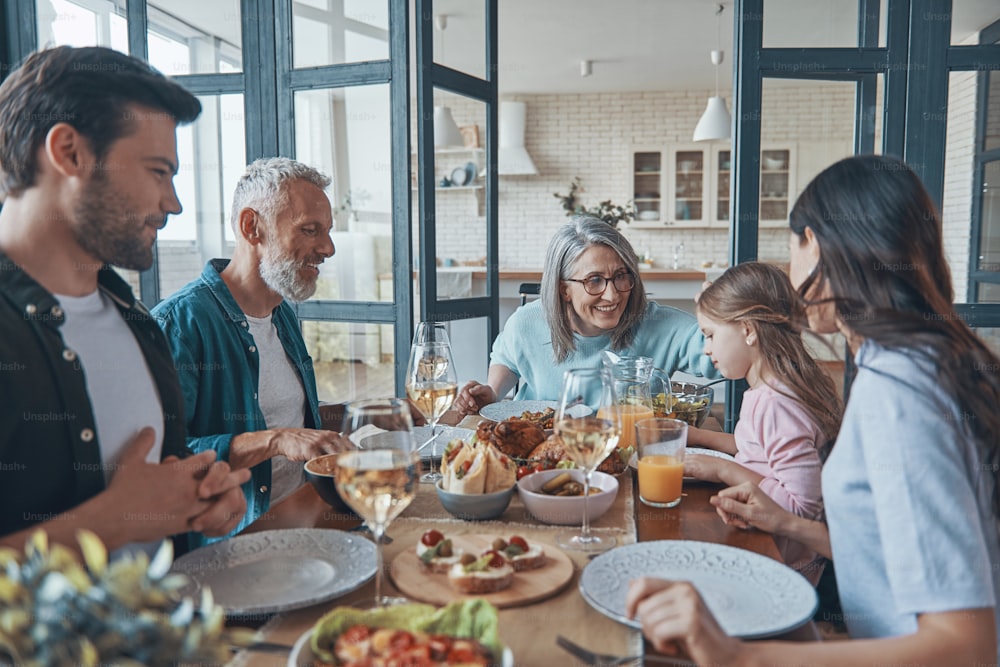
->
xmin=478 ymin=400 xmax=591 ymax=422
xmin=289 ymin=628 xmax=515 ymax=667
xmin=580 ymin=540 xmax=817 ymax=638
xmin=412 ymin=425 xmax=475 ymax=459
xmin=171 ymin=529 xmax=376 ymax=617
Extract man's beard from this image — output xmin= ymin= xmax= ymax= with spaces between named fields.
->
xmin=259 ymin=246 xmax=318 ymax=303
xmin=72 ymin=170 xmax=164 ymax=272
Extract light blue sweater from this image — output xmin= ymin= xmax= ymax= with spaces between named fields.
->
xmin=491 ymin=300 xmax=718 ymax=400
xmin=824 ymin=339 xmax=999 ymax=649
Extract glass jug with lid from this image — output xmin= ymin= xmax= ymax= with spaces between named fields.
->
xmin=601 ymin=353 xmax=656 ymax=449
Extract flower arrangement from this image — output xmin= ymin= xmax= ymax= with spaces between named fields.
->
xmin=553 ymin=177 xmax=635 ymax=229
xmin=0 ymin=531 xmax=255 ymax=666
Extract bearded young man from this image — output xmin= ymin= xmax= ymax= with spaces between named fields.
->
xmin=0 ymin=46 xmax=250 ymax=553
xmin=152 ymin=157 xmax=351 ymax=547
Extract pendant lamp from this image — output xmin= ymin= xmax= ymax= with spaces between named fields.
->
xmin=693 ymin=4 xmax=731 ymax=142
xmin=433 ymin=14 xmax=464 ymax=147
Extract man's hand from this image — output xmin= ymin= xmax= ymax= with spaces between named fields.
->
xmin=454 ymin=380 xmax=497 ymax=416
xmin=270 ymin=428 xmax=353 ymax=461
xmin=105 ymin=428 xmax=250 ymax=541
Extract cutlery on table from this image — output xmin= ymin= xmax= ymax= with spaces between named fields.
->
xmin=231 ymin=641 xmax=294 ymax=654
xmin=556 ymin=635 xmax=695 ymax=666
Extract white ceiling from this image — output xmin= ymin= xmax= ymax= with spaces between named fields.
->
xmin=161 ymin=0 xmax=1000 ymax=94
xmin=441 ymin=0 xmax=1000 ymax=94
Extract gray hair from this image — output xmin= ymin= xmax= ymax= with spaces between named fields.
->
xmin=229 ymin=157 xmax=331 ymax=233
xmin=540 ymin=216 xmax=648 ymax=362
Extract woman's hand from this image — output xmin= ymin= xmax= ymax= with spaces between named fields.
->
xmin=454 ymin=380 xmax=498 ymax=416
xmin=710 ymin=481 xmax=790 ymax=534
xmin=625 ymin=577 xmax=743 ymax=664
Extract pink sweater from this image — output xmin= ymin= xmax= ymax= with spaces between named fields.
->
xmin=733 ymin=383 xmax=825 ymax=583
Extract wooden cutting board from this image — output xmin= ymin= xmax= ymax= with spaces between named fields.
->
xmin=389 ymin=534 xmax=574 ymax=608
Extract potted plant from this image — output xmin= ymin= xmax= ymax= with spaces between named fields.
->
xmin=553 ymin=178 xmax=635 ymax=229
xmin=0 ymin=531 xmax=255 ymax=666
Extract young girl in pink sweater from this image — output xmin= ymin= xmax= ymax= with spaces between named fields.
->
xmin=684 ymin=261 xmax=842 ymax=583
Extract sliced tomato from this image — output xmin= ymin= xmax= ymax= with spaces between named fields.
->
xmin=388 ymin=630 xmax=415 ymax=651
xmin=516 ymin=465 xmax=532 ymax=480
xmin=420 ymin=529 xmax=444 ymax=547
xmin=481 ymin=549 xmax=506 ymax=568
xmin=340 ymin=625 xmax=372 ymax=643
xmin=508 ymin=535 xmax=529 ymax=551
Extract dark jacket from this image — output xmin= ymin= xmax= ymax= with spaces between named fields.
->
xmin=0 ymin=250 xmax=187 ymax=538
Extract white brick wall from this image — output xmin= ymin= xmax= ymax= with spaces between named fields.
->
xmin=429 ymin=83 xmax=856 ymax=269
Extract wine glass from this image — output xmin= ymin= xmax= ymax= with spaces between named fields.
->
xmin=405 ymin=322 xmax=458 ymax=482
xmin=337 ymin=398 xmax=418 ymax=608
xmin=554 ymin=368 xmax=622 ymax=553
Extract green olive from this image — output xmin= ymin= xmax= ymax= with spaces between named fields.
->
xmin=492 ymin=538 xmax=508 ymax=551
xmin=438 ymin=539 xmax=453 ymax=557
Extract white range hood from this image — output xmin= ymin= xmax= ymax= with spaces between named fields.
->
xmin=498 ymin=101 xmax=538 ymax=175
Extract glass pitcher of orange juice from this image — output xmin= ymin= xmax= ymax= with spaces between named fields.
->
xmin=599 ymin=355 xmax=655 ymax=450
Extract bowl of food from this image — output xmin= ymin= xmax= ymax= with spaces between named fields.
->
xmin=517 ymin=469 xmax=618 ymax=525
xmin=668 ymin=381 xmax=715 ymax=427
xmin=435 ymin=481 xmax=515 ymax=521
xmin=304 ymin=454 xmax=359 ymax=520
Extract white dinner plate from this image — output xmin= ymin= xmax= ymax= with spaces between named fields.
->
xmin=478 ymin=400 xmax=592 ymax=422
xmin=170 ymin=529 xmax=375 ymax=617
xmin=580 ymin=540 xmax=817 ymax=638
xmin=629 ymin=446 xmax=735 ymax=477
xmin=288 ymin=627 xmax=515 ymax=667
xmin=412 ymin=425 xmax=475 ymax=459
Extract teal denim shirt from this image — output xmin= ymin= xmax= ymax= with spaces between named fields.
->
xmin=151 ymin=259 xmax=321 ymax=548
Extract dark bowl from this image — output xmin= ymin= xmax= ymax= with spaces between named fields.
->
xmin=304 ymin=454 xmax=359 ymax=521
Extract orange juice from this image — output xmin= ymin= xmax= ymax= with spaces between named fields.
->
xmin=599 ymin=404 xmax=655 ymax=449
xmin=637 ymin=454 xmax=684 ymax=506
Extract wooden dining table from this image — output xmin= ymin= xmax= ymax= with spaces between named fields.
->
xmin=230 ymin=414 xmax=817 ymax=667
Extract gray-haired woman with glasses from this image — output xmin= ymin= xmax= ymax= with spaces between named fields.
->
xmin=455 ymin=216 xmax=718 ymax=414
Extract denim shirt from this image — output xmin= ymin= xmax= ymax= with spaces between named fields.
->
xmin=151 ymin=259 xmax=321 ymax=547
xmin=0 ymin=250 xmax=188 ymax=539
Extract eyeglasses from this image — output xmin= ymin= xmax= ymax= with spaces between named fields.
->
xmin=563 ymin=271 xmax=635 ymax=296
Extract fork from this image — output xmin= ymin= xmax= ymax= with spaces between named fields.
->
xmin=556 ymin=635 xmax=695 ymax=666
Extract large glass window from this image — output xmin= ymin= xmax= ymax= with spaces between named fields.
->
xmin=292 ymin=0 xmax=389 ymax=69
xmin=37 ymin=0 xmax=128 ymax=50
xmin=157 ymin=93 xmax=246 ymax=300
xmin=146 ymin=1 xmax=242 ymax=75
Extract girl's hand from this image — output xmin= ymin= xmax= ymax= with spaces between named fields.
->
xmin=625 ymin=577 xmax=743 ymax=664
xmin=685 ymin=425 xmax=707 ymax=446
xmin=711 ymin=481 xmax=790 ymax=534
xmin=682 ymin=453 xmax=724 ymax=483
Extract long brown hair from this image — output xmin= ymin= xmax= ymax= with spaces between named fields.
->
xmin=698 ymin=262 xmax=842 ymax=457
xmin=790 ymin=154 xmax=1000 ymax=515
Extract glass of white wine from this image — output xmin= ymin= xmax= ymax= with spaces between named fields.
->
xmin=338 ymin=398 xmax=418 ymax=608
xmin=405 ymin=322 xmax=458 ymax=482
xmin=554 ymin=368 xmax=622 ymax=553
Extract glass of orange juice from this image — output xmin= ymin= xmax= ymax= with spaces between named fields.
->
xmin=635 ymin=418 xmax=687 ymax=508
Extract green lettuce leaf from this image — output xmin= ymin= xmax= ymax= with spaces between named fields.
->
xmin=310 ymin=600 xmax=502 ymax=663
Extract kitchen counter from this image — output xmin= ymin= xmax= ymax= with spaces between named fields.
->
xmin=470 ymin=268 xmax=708 ymax=281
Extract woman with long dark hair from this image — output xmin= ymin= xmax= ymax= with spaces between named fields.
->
xmin=626 ymin=155 xmax=1000 ymax=664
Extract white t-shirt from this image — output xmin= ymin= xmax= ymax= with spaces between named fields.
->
xmin=245 ymin=313 xmax=307 ymax=506
xmin=56 ymin=289 xmax=164 ymax=557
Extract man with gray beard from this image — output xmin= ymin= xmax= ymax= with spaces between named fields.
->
xmin=152 ymin=157 xmax=351 ymax=548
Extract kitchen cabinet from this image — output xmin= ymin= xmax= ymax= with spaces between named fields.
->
xmin=630 ymin=143 xmax=796 ymax=229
